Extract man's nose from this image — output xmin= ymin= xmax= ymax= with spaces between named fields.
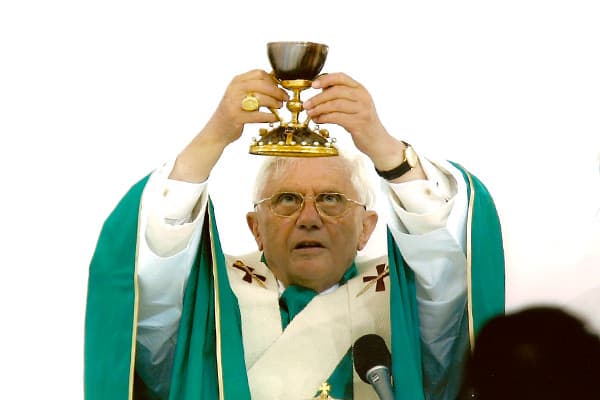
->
xmin=295 ymin=197 xmax=323 ymax=228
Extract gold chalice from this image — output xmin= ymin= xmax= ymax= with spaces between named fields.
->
xmin=249 ymin=41 xmax=338 ymax=157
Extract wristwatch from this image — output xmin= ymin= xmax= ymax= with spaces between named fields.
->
xmin=374 ymin=141 xmax=418 ymax=180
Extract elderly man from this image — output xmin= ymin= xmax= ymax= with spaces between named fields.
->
xmin=85 ymin=71 xmax=504 ymax=399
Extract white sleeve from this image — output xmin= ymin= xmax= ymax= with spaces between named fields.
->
xmin=142 ymin=160 xmax=209 ymax=258
xmin=383 ymin=157 xmax=469 ymax=398
xmin=135 ymin=161 xmax=209 ymax=388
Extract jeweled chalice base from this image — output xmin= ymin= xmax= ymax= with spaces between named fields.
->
xmin=249 ymin=126 xmax=338 ymax=157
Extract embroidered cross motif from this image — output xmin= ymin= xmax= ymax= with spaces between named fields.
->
xmin=232 ymin=260 xmax=267 ymax=288
xmin=356 ymin=264 xmax=389 ymax=297
xmin=317 ymin=381 xmax=331 ymax=399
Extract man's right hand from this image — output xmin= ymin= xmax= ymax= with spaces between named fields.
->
xmin=169 ymin=69 xmax=288 ymax=183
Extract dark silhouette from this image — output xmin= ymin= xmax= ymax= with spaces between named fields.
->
xmin=459 ymin=306 xmax=600 ymax=399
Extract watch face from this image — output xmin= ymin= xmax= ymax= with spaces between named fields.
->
xmin=405 ymin=146 xmax=418 ymax=167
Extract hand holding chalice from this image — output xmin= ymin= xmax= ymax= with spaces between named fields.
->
xmin=248 ymin=41 xmax=338 ymax=157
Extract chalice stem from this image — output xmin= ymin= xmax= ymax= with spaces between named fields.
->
xmin=288 ymin=87 xmax=303 ymax=125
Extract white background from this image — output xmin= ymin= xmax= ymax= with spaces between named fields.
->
xmin=1 ymin=1 xmax=599 ymax=398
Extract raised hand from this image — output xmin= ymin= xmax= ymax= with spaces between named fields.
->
xmin=304 ymin=73 xmax=424 ymax=181
xmin=207 ymin=69 xmax=288 ymax=146
xmin=170 ymin=70 xmax=288 ymax=182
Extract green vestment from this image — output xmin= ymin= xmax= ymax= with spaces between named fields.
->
xmin=84 ymin=164 xmax=504 ymax=399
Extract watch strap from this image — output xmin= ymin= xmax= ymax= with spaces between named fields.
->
xmin=374 ymin=141 xmax=414 ymax=180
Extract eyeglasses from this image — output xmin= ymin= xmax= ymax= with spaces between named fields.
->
xmin=254 ymin=192 xmax=365 ymax=218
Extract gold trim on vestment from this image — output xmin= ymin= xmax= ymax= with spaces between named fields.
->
xmin=128 ymin=194 xmax=143 ymax=399
xmin=464 ymin=168 xmax=476 ymax=351
xmin=209 ymin=209 xmax=226 ymax=400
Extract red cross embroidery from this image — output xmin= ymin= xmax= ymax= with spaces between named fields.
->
xmin=362 ymin=264 xmax=389 ymax=292
xmin=232 ymin=260 xmax=267 ymax=287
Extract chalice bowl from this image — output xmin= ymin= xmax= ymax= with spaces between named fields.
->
xmin=249 ymin=41 xmax=338 ymax=157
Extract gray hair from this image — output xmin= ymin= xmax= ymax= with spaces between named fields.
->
xmin=252 ymin=149 xmax=376 ymax=208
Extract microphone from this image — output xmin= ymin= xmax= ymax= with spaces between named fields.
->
xmin=352 ymin=334 xmax=394 ymax=400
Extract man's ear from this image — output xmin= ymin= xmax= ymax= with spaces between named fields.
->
xmin=246 ymin=211 xmax=264 ymax=251
xmin=357 ymin=210 xmax=378 ymax=251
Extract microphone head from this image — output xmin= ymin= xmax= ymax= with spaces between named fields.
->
xmin=352 ymin=334 xmax=392 ymax=383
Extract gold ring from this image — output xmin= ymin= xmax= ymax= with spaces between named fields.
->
xmin=241 ymin=93 xmax=260 ymax=112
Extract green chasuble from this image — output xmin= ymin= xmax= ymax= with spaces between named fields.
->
xmin=84 ymin=164 xmax=504 ymax=399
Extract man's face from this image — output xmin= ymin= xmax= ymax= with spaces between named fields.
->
xmin=246 ymin=157 xmax=378 ymax=292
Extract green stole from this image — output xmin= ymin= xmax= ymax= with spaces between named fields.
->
xmin=84 ymin=164 xmax=504 ymax=399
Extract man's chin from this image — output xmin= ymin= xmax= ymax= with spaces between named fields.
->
xmin=287 ymin=258 xmax=339 ymax=291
